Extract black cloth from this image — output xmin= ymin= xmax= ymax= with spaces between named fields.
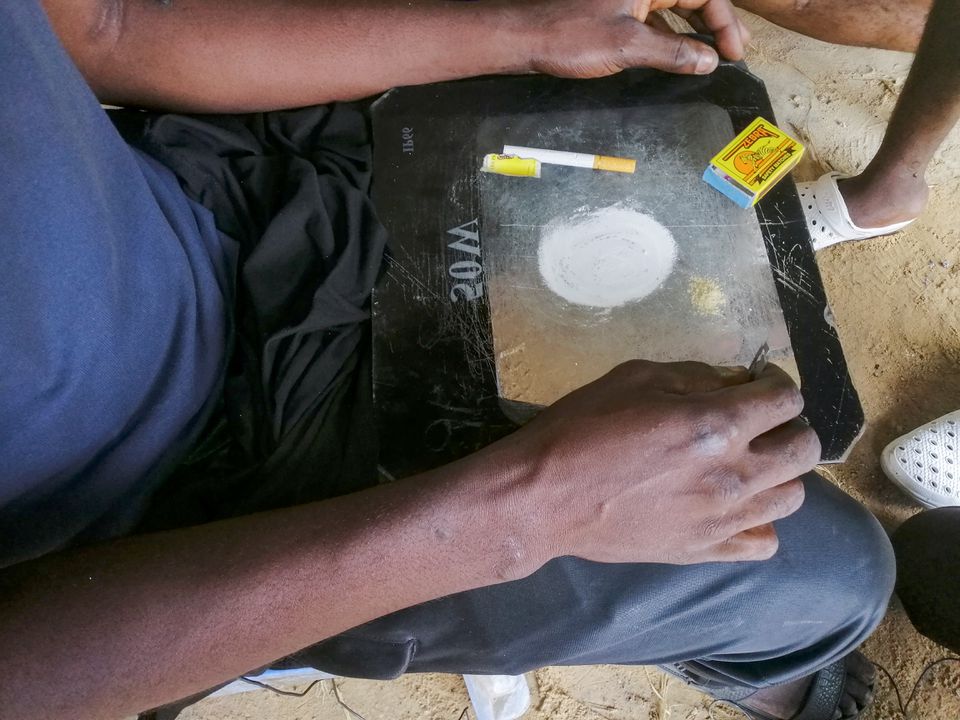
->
xmin=892 ymin=508 xmax=960 ymax=654
xmin=110 ymin=106 xmax=386 ymax=528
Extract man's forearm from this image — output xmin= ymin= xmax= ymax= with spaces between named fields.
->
xmin=0 ymin=441 xmax=536 ymax=720
xmin=45 ymin=0 xmax=533 ymax=112
xmin=43 ymin=0 xmax=744 ymax=112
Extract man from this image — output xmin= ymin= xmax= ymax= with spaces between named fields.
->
xmin=0 ymin=2 xmax=900 ymax=720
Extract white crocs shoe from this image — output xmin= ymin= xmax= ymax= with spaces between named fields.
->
xmin=881 ymin=410 xmax=960 ymax=508
xmin=798 ymin=172 xmax=915 ymax=250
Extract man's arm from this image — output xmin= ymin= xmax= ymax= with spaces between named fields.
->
xmin=0 ymin=449 xmax=536 ymax=720
xmin=0 ymin=362 xmax=818 ymax=720
xmin=40 ymin=0 xmax=746 ymax=112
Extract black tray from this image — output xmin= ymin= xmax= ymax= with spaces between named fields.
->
xmin=371 ymin=63 xmax=864 ymax=478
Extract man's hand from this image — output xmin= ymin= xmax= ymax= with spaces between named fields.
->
xmin=500 ymin=360 xmax=817 ymax=566
xmin=527 ymin=0 xmax=750 ymax=78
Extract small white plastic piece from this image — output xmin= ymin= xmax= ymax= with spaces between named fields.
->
xmin=881 ymin=410 xmax=960 ymax=508
xmin=463 ymin=674 xmax=531 ymax=720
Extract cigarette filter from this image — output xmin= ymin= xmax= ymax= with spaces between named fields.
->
xmin=703 ymin=117 xmax=804 ymax=208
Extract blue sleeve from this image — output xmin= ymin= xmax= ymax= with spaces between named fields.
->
xmin=0 ymin=1 xmax=238 ymax=566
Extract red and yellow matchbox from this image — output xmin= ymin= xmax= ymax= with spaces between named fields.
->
xmin=703 ymin=117 xmax=804 ymax=208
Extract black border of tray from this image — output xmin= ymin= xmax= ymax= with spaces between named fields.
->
xmin=371 ymin=62 xmax=864 ymax=479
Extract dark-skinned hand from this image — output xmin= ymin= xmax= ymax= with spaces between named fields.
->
xmin=524 ymin=0 xmax=751 ymax=78
xmin=499 ymin=360 xmax=818 ymax=566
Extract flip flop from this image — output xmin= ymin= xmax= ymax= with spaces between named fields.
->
xmin=881 ymin=410 xmax=960 ymax=508
xmin=711 ymin=652 xmax=875 ymax=720
xmin=797 ymin=172 xmax=915 ymax=250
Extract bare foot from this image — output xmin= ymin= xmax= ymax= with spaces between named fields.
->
xmin=738 ymin=652 xmax=876 ymax=720
xmin=837 ymin=169 xmax=929 ymax=229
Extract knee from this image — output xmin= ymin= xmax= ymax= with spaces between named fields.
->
xmin=773 ymin=473 xmax=896 ymax=638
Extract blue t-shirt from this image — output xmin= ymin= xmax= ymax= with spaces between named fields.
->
xmin=0 ymin=2 xmax=238 ymax=567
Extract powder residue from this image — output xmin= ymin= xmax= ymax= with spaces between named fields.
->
xmin=688 ymin=276 xmax=726 ymax=315
xmin=537 ymin=208 xmax=677 ymax=308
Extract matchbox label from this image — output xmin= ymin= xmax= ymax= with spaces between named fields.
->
xmin=706 ymin=117 xmax=805 ymax=207
xmin=721 ymin=124 xmax=779 ymax=162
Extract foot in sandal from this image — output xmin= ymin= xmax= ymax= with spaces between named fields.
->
xmin=705 ymin=650 xmax=877 ymax=720
xmin=798 ymin=170 xmax=926 ymax=250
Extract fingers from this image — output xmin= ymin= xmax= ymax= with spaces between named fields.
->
xmin=669 ymin=0 xmax=746 ymax=60
xmin=690 ymin=523 xmax=781 ymax=562
xmin=670 ymin=8 xmax=750 ymax=49
xmin=725 ymin=478 xmax=806 ymax=536
xmin=622 ymin=25 xmax=719 ymax=75
xmin=658 ymin=361 xmax=749 ymax=394
xmin=607 ymin=359 xmax=749 ymax=394
xmin=705 ymin=364 xmax=805 ymax=441
xmin=747 ymin=418 xmax=822 ymax=490
xmin=681 ymin=479 xmax=804 ymax=563
xmin=691 ymin=473 xmax=803 ymax=548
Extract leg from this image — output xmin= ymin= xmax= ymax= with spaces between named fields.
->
xmin=892 ymin=508 xmax=960 ymax=654
xmin=734 ymin=0 xmax=931 ymax=52
xmin=285 ymin=474 xmax=894 ymax=718
xmin=791 ymin=0 xmax=959 ymax=240
xmin=835 ymin=0 xmax=960 ymax=229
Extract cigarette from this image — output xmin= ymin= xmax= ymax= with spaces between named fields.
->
xmin=502 ymin=145 xmax=636 ymax=174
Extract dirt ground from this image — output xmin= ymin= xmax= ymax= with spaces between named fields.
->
xmin=181 ymin=12 xmax=960 ymax=720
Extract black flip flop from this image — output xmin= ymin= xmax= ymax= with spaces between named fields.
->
xmin=712 ymin=651 xmax=875 ymax=720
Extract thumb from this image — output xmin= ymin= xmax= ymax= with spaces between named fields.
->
xmin=625 ymin=25 xmax=719 ymax=75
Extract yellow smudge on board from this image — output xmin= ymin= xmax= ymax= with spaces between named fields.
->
xmin=689 ymin=276 xmax=726 ymax=316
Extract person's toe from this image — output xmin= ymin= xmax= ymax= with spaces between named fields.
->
xmin=848 ymin=651 xmax=876 ymax=686
xmin=845 ymin=676 xmax=873 ymax=704
xmin=840 ymin=653 xmax=877 ymax=717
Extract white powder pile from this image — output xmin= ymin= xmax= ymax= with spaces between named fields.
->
xmin=537 ymin=208 xmax=677 ymax=308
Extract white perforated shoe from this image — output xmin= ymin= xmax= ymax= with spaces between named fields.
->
xmin=798 ymin=172 xmax=915 ymax=250
xmin=881 ymin=410 xmax=960 ymax=508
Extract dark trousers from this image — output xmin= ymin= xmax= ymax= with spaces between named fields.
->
xmin=892 ymin=508 xmax=960 ymax=654
xmin=279 ymin=473 xmax=895 ymax=694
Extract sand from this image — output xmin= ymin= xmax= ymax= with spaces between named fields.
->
xmin=182 ymin=12 xmax=960 ymax=720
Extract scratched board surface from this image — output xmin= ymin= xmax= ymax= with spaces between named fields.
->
xmin=370 ymin=65 xmax=864 ymax=472
xmin=480 ymin=104 xmax=793 ymax=406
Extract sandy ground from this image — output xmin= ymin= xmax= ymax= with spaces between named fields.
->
xmin=180 ymin=13 xmax=960 ymax=720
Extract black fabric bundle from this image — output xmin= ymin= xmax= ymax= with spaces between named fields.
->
xmin=110 ymin=105 xmax=386 ymax=529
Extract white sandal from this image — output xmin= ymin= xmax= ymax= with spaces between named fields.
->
xmin=797 ymin=172 xmax=915 ymax=250
xmin=881 ymin=410 xmax=960 ymax=508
